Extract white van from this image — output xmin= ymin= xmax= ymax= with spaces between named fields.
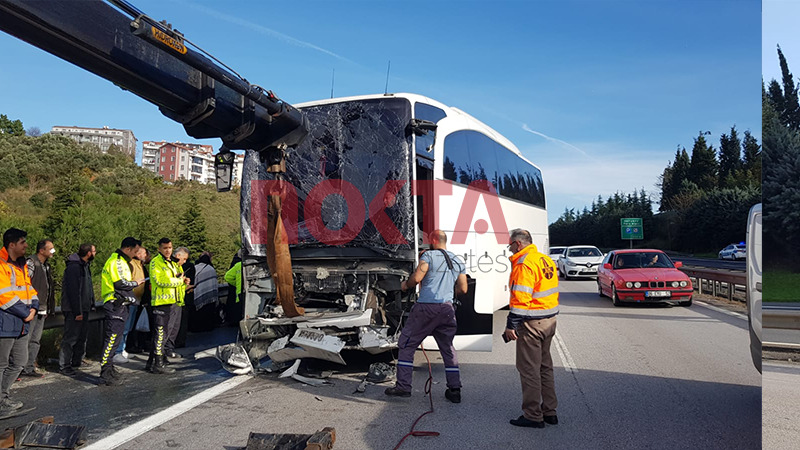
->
xmin=746 ymin=203 xmax=762 ymax=373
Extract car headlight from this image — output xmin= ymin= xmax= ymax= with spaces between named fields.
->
xmin=671 ymin=281 xmax=679 ymax=288
xmin=626 ymin=282 xmax=633 ymax=288
xmin=633 ymin=282 xmax=641 ymax=288
xmin=680 ymin=281 xmax=687 ymax=287
xmin=566 ymin=260 xmax=576 ymax=266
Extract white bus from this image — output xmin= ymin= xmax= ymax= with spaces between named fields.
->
xmin=237 ymin=93 xmax=548 ymax=362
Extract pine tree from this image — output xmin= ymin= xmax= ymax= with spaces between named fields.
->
xmin=177 ymin=194 xmax=208 ymax=257
xmin=778 ymin=46 xmax=800 ymax=130
xmin=718 ymin=126 xmax=743 ymax=189
xmin=688 ymin=133 xmax=718 ymax=191
xmin=741 ymin=130 xmax=761 ymax=188
xmin=0 ymin=114 xmax=24 ymax=136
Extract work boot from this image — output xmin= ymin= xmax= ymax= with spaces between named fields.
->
xmin=150 ymin=356 xmax=175 ymax=374
xmin=384 ymin=386 xmax=411 ymax=398
xmin=100 ymin=365 xmax=121 ymax=386
xmin=445 ymin=388 xmax=461 ymax=404
xmin=111 ymin=365 xmax=123 ymax=380
xmin=145 ymin=354 xmax=154 ymax=372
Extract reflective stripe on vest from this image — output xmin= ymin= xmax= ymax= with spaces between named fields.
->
xmin=509 ymin=305 xmax=559 ymax=317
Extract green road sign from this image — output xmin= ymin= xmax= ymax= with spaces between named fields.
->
xmin=621 ymin=218 xmax=643 ymax=240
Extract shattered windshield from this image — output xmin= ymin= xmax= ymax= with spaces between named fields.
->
xmin=241 ymin=98 xmax=415 ymax=259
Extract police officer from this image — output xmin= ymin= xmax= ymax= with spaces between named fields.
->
xmin=504 ymin=228 xmax=560 ymax=428
xmin=99 ymin=237 xmax=144 ymax=386
xmin=147 ymin=238 xmax=187 ymax=374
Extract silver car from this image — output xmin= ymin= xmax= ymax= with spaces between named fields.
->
xmin=558 ymin=245 xmax=604 ymax=280
xmin=549 ymin=246 xmax=566 ymax=265
xmin=718 ymin=243 xmax=746 ymax=261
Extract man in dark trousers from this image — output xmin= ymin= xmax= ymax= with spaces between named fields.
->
xmin=59 ymin=243 xmax=96 ymax=377
xmin=385 ymin=230 xmax=468 ymax=403
xmin=99 ymin=238 xmax=144 ymax=385
xmin=21 ymin=239 xmax=56 ymax=378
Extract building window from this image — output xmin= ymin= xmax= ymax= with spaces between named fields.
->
xmin=170 ymin=165 xmax=174 ymax=170
xmin=161 ymin=156 xmax=166 ymax=162
xmin=161 ymin=165 xmax=164 ymax=171
xmin=171 ymin=156 xmax=175 ymax=161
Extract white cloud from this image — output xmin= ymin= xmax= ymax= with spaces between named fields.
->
xmin=176 ymin=1 xmax=359 ymax=66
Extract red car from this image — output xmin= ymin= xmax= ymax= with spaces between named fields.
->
xmin=596 ymin=249 xmax=693 ymax=307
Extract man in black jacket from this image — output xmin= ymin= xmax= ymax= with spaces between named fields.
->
xmin=21 ymin=239 xmax=55 ymax=378
xmin=58 ymin=243 xmax=96 ymax=377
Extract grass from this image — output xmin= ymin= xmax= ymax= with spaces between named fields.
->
xmin=764 ymin=269 xmax=800 ymax=302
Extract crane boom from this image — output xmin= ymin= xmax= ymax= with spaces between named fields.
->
xmin=0 ymin=0 xmax=308 ymax=152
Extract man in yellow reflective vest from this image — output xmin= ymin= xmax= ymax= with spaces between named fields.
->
xmin=503 ymin=229 xmax=559 ymax=428
xmin=99 ymin=237 xmax=144 ymax=386
xmin=0 ymin=228 xmax=38 ymax=415
xmin=147 ymin=238 xmax=188 ymax=374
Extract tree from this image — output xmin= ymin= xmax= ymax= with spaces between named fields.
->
xmin=25 ymin=126 xmax=42 ymax=137
xmin=0 ymin=114 xmax=24 ymax=136
xmin=177 ymin=194 xmax=208 ymax=257
xmin=688 ymin=132 xmax=718 ymax=191
xmin=778 ymin=45 xmax=800 ymax=130
xmin=741 ymin=130 xmax=761 ymax=188
xmin=718 ymin=126 xmax=742 ymax=189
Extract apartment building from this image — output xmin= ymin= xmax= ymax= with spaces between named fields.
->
xmin=50 ymin=125 xmax=136 ymax=157
xmin=152 ymin=142 xmax=215 ymax=184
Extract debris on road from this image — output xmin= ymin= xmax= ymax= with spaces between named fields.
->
xmin=355 ymin=362 xmax=396 ymax=394
xmin=1 ymin=415 xmax=86 ymax=449
xmin=244 ymin=427 xmax=335 ymax=450
xmin=217 ymin=343 xmax=254 ymax=375
xmin=278 ymin=360 xmax=332 ymax=387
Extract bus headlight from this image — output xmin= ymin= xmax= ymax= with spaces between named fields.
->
xmin=626 ymin=282 xmax=633 ymax=288
xmin=633 ymin=282 xmax=641 ymax=288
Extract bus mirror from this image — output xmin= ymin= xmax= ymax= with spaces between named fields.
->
xmin=215 ymin=148 xmax=235 ymax=192
xmin=408 ymin=118 xmax=437 ymax=136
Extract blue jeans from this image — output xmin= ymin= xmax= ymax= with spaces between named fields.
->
xmin=116 ymin=305 xmax=138 ymax=354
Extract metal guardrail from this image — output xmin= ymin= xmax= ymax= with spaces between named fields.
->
xmin=679 ymin=266 xmax=746 ymax=302
xmin=763 ymin=305 xmax=800 ymax=331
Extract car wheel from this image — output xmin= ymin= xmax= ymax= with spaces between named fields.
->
xmin=679 ymin=297 xmax=692 ymax=307
xmin=612 ymin=285 xmax=621 ymax=307
xmin=597 ymin=280 xmax=605 ymax=297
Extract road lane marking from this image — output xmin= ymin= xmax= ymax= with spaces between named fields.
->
xmin=554 ymin=330 xmax=578 ymax=373
xmin=694 ymin=300 xmax=746 ymax=321
xmin=83 ymin=374 xmax=251 ymax=450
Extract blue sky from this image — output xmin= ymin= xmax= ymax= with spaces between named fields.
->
xmin=763 ymin=0 xmax=800 ymax=84
xmin=0 ymin=0 xmax=760 ymax=224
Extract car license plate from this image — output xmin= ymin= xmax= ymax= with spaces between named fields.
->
xmin=646 ymin=291 xmax=671 ymax=297
xmin=582 ymin=269 xmax=597 ymax=273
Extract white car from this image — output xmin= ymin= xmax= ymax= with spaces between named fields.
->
xmin=718 ymin=243 xmax=746 ymax=261
xmin=548 ymin=246 xmax=566 ymax=264
xmin=558 ymin=245 xmax=604 ymax=280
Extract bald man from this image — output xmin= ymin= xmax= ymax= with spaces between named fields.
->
xmin=385 ymin=230 xmax=468 ymax=403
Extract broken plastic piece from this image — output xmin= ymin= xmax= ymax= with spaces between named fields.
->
xmin=217 ymin=343 xmax=253 ymax=375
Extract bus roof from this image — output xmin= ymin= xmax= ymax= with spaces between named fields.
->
xmin=295 ymin=92 xmax=525 ymax=158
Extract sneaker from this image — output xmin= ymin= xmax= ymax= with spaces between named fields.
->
xmin=0 ymin=398 xmax=23 ymax=410
xmin=59 ymin=367 xmax=78 ymax=377
xmin=445 ymin=388 xmax=461 ymax=404
xmin=543 ymin=415 xmax=558 ymax=425
xmin=384 ymin=387 xmax=411 ymax=398
xmin=20 ymin=369 xmax=45 ymax=378
xmin=112 ymin=353 xmax=128 ymax=364
xmin=122 ymin=350 xmax=129 ymax=359
xmin=510 ymin=415 xmax=545 ymax=428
